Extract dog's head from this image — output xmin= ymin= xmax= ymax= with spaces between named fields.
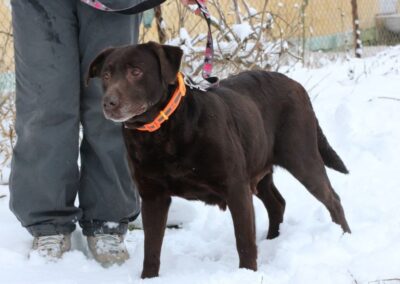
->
xmin=86 ymin=42 xmax=183 ymax=122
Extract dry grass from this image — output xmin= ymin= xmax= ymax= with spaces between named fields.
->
xmin=0 ymin=91 xmax=15 ymax=168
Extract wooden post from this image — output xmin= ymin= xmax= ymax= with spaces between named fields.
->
xmin=301 ymin=0 xmax=309 ymax=62
xmin=351 ymin=0 xmax=362 ymax=58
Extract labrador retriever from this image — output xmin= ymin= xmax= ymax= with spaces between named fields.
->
xmin=87 ymin=42 xmax=351 ymax=278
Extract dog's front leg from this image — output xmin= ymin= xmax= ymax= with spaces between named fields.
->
xmin=227 ymin=184 xmax=257 ymax=271
xmin=141 ymin=194 xmax=171 ymax=279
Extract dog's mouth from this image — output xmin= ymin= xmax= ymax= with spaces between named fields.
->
xmin=104 ymin=104 xmax=147 ymax=122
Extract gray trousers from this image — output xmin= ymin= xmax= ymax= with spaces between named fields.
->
xmin=9 ymin=0 xmax=141 ymax=237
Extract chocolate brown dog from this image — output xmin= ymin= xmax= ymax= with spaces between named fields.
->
xmin=87 ymin=41 xmax=351 ymax=278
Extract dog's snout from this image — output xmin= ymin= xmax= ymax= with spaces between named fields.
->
xmin=103 ymin=95 xmax=120 ymax=110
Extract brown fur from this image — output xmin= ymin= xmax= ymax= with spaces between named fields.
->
xmin=87 ymin=42 xmax=351 ymax=278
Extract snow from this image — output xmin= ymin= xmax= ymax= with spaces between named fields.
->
xmin=231 ymin=22 xmax=253 ymax=42
xmin=1 ymin=46 xmax=400 ymax=283
xmin=248 ymin=7 xmax=258 ymax=17
xmin=104 ymin=222 xmax=119 ymax=229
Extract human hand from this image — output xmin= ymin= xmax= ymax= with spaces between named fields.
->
xmin=180 ymin=0 xmax=197 ymax=5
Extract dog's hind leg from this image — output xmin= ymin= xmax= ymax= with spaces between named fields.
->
xmin=256 ymin=174 xmax=286 ymax=239
xmin=289 ymin=158 xmax=350 ymax=233
xmin=274 ymin=111 xmax=351 ymax=233
xmin=227 ymin=183 xmax=258 ymax=271
xmin=278 ymin=146 xmax=351 ymax=233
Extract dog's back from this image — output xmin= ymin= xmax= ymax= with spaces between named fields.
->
xmin=214 ymin=70 xmax=313 ymax=129
xmin=210 ymin=70 xmax=348 ymax=174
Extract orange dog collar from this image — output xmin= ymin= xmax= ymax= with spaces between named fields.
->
xmin=136 ymin=72 xmax=186 ymax=132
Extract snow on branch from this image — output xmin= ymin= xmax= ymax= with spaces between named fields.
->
xmin=159 ymin=0 xmax=306 ymax=79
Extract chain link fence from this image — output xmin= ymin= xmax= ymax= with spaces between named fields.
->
xmin=141 ymin=0 xmax=400 ymax=64
xmin=0 ymin=0 xmax=400 ymax=166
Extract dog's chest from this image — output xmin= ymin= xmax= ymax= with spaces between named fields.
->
xmin=129 ymin=135 xmax=229 ymax=205
xmin=141 ymin=156 xmax=227 ymax=206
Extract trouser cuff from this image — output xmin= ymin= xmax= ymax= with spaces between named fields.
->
xmin=27 ymin=223 xmax=76 ymax=237
xmin=80 ymin=212 xmax=139 ymax=236
xmin=80 ymin=220 xmax=128 ymax=236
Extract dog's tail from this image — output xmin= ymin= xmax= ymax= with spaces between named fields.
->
xmin=317 ymin=122 xmax=349 ymax=174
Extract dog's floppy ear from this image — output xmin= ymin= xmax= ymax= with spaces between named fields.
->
xmin=147 ymin=41 xmax=183 ymax=85
xmin=85 ymin=47 xmax=116 ymax=86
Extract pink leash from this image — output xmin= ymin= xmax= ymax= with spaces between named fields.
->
xmin=193 ymin=0 xmax=219 ymax=86
xmin=80 ymin=0 xmax=219 ymax=87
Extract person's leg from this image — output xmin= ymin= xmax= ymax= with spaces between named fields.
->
xmin=77 ymin=1 xmax=141 ymax=237
xmin=9 ymin=0 xmax=81 ymax=237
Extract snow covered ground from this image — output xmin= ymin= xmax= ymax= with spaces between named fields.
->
xmin=1 ymin=46 xmax=400 ymax=284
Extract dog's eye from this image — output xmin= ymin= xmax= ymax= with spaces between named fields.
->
xmin=103 ymin=72 xmax=111 ymax=81
xmin=129 ymin=67 xmax=142 ymax=77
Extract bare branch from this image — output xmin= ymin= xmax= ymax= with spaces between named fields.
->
xmin=232 ymin=0 xmax=241 ymax=24
xmin=0 ymin=31 xmax=12 ymax=37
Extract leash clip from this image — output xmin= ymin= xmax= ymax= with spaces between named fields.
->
xmin=183 ymin=75 xmax=207 ymax=92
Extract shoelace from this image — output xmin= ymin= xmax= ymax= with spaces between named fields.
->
xmin=93 ymin=234 xmax=125 ymax=253
xmin=35 ymin=234 xmax=65 ymax=254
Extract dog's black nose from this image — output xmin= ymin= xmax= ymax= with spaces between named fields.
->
xmin=103 ymin=95 xmax=119 ymax=110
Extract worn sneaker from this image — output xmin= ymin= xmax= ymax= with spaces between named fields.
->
xmin=87 ymin=234 xmax=129 ymax=267
xmin=31 ymin=234 xmax=71 ymax=260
